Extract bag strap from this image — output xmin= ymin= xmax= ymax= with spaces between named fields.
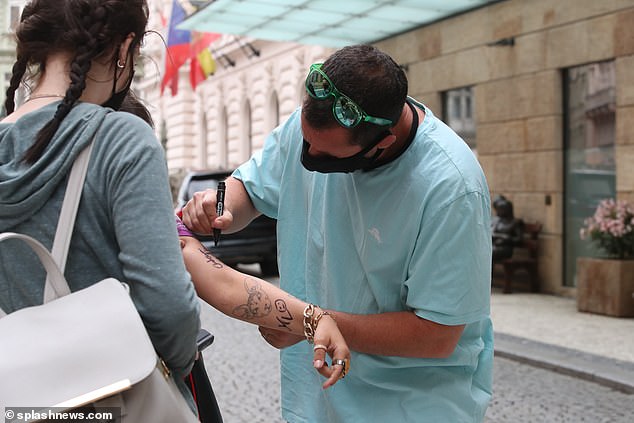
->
xmin=0 ymin=233 xmax=68 ymax=317
xmin=43 ymin=142 xmax=95 ymax=303
xmin=42 ymin=141 xmax=96 ymax=303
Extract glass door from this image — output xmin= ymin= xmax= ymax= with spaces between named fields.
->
xmin=563 ymin=61 xmax=616 ymax=287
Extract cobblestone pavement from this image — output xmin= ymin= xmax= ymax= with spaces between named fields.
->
xmin=198 ymin=270 xmax=634 ymax=423
xmin=487 ymin=356 xmax=634 ymax=423
xmin=199 ymin=299 xmax=285 ymax=423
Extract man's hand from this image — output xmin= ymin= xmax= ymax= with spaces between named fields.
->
xmin=181 ymin=189 xmax=233 ymax=235
xmin=259 ymin=316 xmax=351 ymax=389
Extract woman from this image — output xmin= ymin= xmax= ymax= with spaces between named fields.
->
xmin=0 ymin=0 xmax=201 ymax=410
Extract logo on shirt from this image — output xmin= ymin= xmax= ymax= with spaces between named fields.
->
xmin=368 ymin=228 xmax=382 ymax=244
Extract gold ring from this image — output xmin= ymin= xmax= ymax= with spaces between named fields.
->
xmin=313 ymin=344 xmax=328 ymax=352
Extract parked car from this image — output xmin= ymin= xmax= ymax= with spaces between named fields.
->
xmin=176 ymin=170 xmax=278 ymax=276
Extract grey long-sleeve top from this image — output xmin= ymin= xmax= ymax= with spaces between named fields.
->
xmin=0 ymin=102 xmax=200 ymax=382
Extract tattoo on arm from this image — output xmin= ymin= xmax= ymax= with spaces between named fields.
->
xmin=198 ymin=247 xmax=223 ymax=268
xmin=232 ymin=278 xmax=272 ymax=320
xmin=274 ymin=299 xmax=293 ymax=331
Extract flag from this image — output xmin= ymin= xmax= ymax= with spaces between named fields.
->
xmin=161 ymin=0 xmax=220 ymax=96
xmin=188 ymin=33 xmax=219 ymax=91
xmin=161 ymin=0 xmax=189 ymax=95
xmin=190 ymin=48 xmax=216 ymax=91
xmin=189 ymin=32 xmax=219 ymax=91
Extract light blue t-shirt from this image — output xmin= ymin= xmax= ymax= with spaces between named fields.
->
xmin=234 ymin=100 xmax=493 ymax=423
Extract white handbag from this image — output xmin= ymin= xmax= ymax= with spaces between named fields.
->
xmin=0 ymin=140 xmax=198 ymax=422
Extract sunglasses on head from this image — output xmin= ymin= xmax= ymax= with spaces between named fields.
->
xmin=304 ymin=63 xmax=393 ymax=128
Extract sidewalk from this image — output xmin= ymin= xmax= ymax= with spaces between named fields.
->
xmin=490 ymin=289 xmax=634 ymax=393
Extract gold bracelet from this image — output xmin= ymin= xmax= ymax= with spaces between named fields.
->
xmin=313 ymin=310 xmax=336 ymax=330
xmin=303 ymin=303 xmax=316 ymax=344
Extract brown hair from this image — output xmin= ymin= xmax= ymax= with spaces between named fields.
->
xmin=302 ymin=44 xmax=408 ymax=147
xmin=5 ymin=0 xmax=149 ymax=163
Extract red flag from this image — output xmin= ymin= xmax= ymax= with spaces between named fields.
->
xmin=161 ymin=1 xmax=220 ymax=96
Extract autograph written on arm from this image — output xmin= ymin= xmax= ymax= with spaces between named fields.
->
xmin=196 ymin=248 xmax=294 ymax=331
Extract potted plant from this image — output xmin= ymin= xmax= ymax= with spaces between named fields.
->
xmin=577 ymin=199 xmax=634 ymax=317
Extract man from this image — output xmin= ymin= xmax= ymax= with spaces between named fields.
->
xmin=183 ymin=44 xmax=493 ymax=422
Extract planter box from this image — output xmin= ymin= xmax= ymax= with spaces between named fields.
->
xmin=576 ymin=257 xmax=634 ymax=317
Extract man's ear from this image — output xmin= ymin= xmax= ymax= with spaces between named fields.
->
xmin=376 ymin=132 xmax=397 ymax=149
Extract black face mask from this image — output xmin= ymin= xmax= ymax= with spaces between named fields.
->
xmin=102 ymin=63 xmax=134 ymax=111
xmin=301 ymin=130 xmax=390 ymax=174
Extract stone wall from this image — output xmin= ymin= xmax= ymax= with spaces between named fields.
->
xmin=375 ymin=0 xmax=634 ymax=295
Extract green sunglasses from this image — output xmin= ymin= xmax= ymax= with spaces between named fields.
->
xmin=304 ymin=63 xmax=393 ymax=128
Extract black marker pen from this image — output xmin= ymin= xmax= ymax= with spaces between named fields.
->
xmin=213 ymin=181 xmax=225 ymax=247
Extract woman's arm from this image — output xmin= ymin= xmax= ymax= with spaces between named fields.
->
xmin=178 ymin=234 xmax=350 ymax=388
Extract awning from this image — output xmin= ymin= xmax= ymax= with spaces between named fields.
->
xmin=179 ymin=0 xmax=503 ymax=47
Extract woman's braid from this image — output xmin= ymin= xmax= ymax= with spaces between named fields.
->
xmin=4 ymin=56 xmax=28 ymax=115
xmin=57 ymin=8 xmax=106 ymax=115
xmin=24 ymin=5 xmax=108 ymax=163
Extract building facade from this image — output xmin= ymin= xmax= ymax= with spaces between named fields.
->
xmin=0 ymin=0 xmax=27 ymax=112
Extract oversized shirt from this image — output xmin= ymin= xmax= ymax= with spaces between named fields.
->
xmin=234 ymin=100 xmax=493 ymax=423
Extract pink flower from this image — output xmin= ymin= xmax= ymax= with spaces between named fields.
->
xmin=580 ymin=198 xmax=634 ymax=259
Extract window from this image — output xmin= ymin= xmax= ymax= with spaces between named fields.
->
xmin=443 ymin=87 xmax=476 ymax=152
xmin=563 ymin=60 xmax=616 ymax=287
xmin=241 ymin=99 xmax=252 ymax=161
xmin=217 ymin=105 xmax=228 ymax=169
xmin=8 ymin=2 xmax=23 ymax=31
xmin=267 ymin=90 xmax=279 ymax=132
xmin=198 ymin=110 xmax=208 ymax=169
xmin=159 ymin=120 xmax=168 ymax=152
